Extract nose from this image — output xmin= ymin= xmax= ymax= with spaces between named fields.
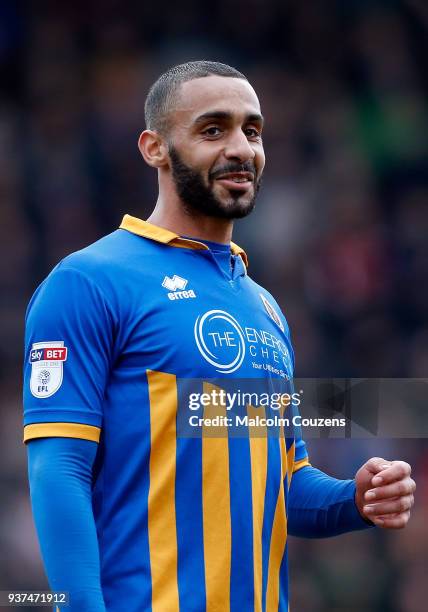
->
xmin=224 ymin=128 xmax=255 ymax=163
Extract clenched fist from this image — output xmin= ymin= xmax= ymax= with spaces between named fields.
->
xmin=355 ymin=457 xmax=416 ymax=529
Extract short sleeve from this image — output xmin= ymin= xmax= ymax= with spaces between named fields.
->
xmin=23 ymin=264 xmax=117 ymax=443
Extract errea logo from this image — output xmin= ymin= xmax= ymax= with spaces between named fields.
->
xmin=162 ymin=275 xmax=197 ymax=301
xmin=162 ymin=275 xmax=187 ymax=291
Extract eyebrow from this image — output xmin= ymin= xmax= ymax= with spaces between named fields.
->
xmin=193 ymin=110 xmax=264 ymax=126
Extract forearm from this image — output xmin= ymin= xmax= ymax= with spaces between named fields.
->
xmin=27 ymin=438 xmax=106 ymax=611
xmin=288 ymin=465 xmax=374 ymax=538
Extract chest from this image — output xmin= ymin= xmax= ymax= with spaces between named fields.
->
xmin=121 ymin=273 xmax=293 ymax=382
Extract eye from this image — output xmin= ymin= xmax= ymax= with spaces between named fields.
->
xmin=203 ymin=126 xmax=222 ymax=137
xmin=245 ymin=127 xmax=261 ymax=138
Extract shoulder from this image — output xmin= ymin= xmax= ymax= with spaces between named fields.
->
xmin=45 ymin=229 xmax=162 ymax=293
xmin=28 ymin=229 xmax=162 ymax=319
xmin=59 ymin=228 xmax=154 ymax=275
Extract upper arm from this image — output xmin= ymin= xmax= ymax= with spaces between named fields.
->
xmin=23 ymin=265 xmax=117 ymax=444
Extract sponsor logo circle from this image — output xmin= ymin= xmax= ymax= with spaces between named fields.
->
xmin=194 ymin=309 xmax=246 ymax=374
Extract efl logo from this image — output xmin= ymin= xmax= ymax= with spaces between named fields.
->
xmin=29 ymin=341 xmax=67 ymax=398
xmin=30 ymin=347 xmax=68 ymax=363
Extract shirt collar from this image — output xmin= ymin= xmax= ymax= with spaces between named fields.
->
xmin=119 ymin=214 xmax=249 ymax=268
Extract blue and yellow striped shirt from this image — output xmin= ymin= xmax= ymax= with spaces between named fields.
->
xmin=24 ymin=215 xmax=309 ymax=611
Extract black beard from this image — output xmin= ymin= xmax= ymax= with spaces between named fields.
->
xmin=168 ymin=146 xmax=262 ymax=220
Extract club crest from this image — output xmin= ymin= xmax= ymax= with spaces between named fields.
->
xmin=259 ymin=293 xmax=285 ymax=332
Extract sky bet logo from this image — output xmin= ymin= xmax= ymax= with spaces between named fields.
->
xmin=162 ymin=275 xmax=196 ymax=301
xmin=30 ymin=347 xmax=68 ymax=362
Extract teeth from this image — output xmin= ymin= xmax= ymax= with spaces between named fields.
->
xmin=217 ymin=175 xmax=249 ymax=183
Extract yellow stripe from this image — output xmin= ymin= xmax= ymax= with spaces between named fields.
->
xmin=286 ymin=442 xmax=295 ymax=487
xmin=147 ymin=370 xmax=179 ymax=612
xmin=23 ymin=422 xmax=101 ymax=443
xmin=266 ymin=441 xmax=287 ymax=611
xmin=230 ymin=241 xmax=248 ymax=268
xmin=120 ymin=215 xmax=209 ymax=251
xmin=202 ymin=383 xmax=231 ymax=612
xmin=279 ymin=435 xmax=287 ymax=485
xmin=279 ymin=405 xmax=293 ymax=486
xmin=248 ymin=405 xmax=267 ymax=612
xmin=293 ymin=458 xmax=311 ymax=473
xmin=120 ymin=214 xmax=179 ymax=243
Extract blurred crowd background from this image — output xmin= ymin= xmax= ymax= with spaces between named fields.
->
xmin=0 ymin=0 xmax=427 ymax=610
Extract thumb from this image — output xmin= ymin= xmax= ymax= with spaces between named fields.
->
xmin=364 ymin=457 xmax=392 ymax=475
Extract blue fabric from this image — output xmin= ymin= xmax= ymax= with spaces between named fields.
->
xmin=22 ymin=218 xmax=303 ymax=611
xmin=185 ymin=236 xmax=233 ymax=277
xmin=27 ymin=437 xmax=106 ymax=611
xmin=288 ymin=466 xmax=374 ymax=538
xmin=188 ymin=237 xmax=231 ymax=253
xmin=24 ymin=265 xmax=115 ymax=427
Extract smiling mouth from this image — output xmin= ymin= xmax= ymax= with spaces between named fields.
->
xmin=215 ymin=171 xmax=254 ymax=183
xmin=213 ymin=172 xmax=255 ymax=192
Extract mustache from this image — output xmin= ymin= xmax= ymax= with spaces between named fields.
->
xmin=209 ymin=161 xmax=256 ymax=181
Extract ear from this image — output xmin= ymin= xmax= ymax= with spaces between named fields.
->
xmin=138 ymin=130 xmax=169 ymax=168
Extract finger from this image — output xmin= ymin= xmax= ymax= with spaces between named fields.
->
xmin=371 ymin=461 xmax=411 ymax=486
xmin=364 ymin=457 xmax=391 ymax=475
xmin=365 ymin=477 xmax=416 ymax=501
xmin=373 ymin=511 xmax=410 ymax=529
xmin=363 ymin=494 xmax=414 ymax=517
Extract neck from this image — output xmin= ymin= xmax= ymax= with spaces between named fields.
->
xmin=147 ymin=195 xmax=234 ymax=245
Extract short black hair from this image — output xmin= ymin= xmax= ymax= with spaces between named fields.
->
xmin=144 ymin=60 xmax=248 ymax=135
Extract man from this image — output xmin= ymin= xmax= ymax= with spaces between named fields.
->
xmin=24 ymin=61 xmax=415 ymax=612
